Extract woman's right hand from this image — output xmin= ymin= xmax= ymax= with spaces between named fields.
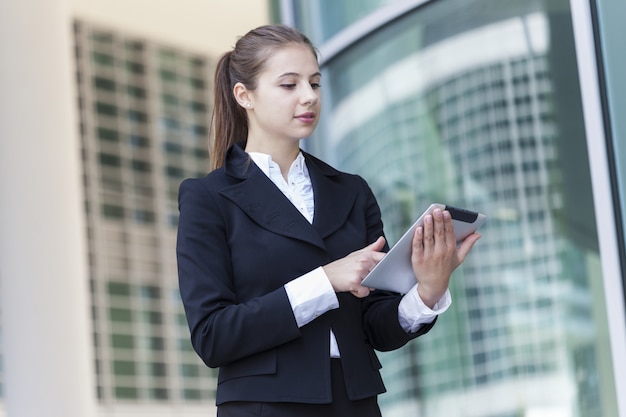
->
xmin=322 ymin=236 xmax=386 ymax=298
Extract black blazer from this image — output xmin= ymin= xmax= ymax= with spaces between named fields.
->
xmin=177 ymin=144 xmax=435 ymax=405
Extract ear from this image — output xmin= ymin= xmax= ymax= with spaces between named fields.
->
xmin=233 ymin=82 xmax=253 ymax=109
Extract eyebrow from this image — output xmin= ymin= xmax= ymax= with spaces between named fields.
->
xmin=277 ymin=71 xmax=322 ymax=79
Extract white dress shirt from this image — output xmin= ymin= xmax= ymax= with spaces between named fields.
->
xmin=248 ymin=151 xmax=451 ymax=357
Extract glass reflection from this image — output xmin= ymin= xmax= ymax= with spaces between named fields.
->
xmin=293 ymin=0 xmax=408 ymax=43
xmin=308 ymin=0 xmax=618 ymax=415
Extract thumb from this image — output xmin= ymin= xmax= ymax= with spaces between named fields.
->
xmin=366 ymin=236 xmax=386 ymax=252
xmin=456 ymin=233 xmax=481 ymax=262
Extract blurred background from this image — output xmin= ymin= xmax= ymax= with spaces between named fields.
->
xmin=1 ymin=0 xmax=625 ymax=416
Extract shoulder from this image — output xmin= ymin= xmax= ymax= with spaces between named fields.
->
xmin=303 ymin=151 xmax=367 ymax=183
xmin=302 ymin=151 xmax=343 ymax=175
xmin=178 ymin=167 xmax=242 ymax=214
xmin=179 ymin=169 xmax=223 ymax=196
xmin=304 ymin=151 xmax=375 ymax=195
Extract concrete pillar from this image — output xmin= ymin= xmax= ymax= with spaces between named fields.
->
xmin=0 ymin=0 xmax=98 ymax=416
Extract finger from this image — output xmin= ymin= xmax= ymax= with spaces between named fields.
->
xmin=365 ymin=236 xmax=386 ymax=252
xmin=360 ymin=286 xmax=371 ymax=297
xmin=423 ymin=214 xmax=435 ymax=252
xmin=359 ymin=255 xmax=381 ymax=276
xmin=432 ymin=209 xmax=446 ymax=247
xmin=442 ymin=210 xmax=455 ymax=246
xmin=456 ymin=232 xmax=481 ymax=262
xmin=352 ymin=285 xmax=371 ymax=298
xmin=371 ymin=250 xmax=386 ymax=264
xmin=412 ymin=226 xmax=424 ymax=253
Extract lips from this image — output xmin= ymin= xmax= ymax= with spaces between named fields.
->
xmin=295 ymin=112 xmax=316 ymax=123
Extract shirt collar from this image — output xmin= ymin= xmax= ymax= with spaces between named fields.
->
xmin=248 ymin=151 xmax=307 ymax=179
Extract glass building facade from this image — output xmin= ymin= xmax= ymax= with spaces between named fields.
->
xmin=276 ymin=0 xmax=626 ymax=416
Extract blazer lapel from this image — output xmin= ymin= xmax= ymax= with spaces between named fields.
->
xmin=305 ymin=153 xmax=358 ymax=239
xmin=219 ymin=146 xmax=327 ymax=250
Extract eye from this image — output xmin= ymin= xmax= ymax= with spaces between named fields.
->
xmin=280 ymin=84 xmax=296 ymax=89
xmin=310 ymin=83 xmax=321 ymax=89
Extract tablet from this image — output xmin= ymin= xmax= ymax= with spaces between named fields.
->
xmin=361 ymin=203 xmax=486 ymax=294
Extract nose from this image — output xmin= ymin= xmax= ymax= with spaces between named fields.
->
xmin=301 ymin=84 xmax=318 ymax=106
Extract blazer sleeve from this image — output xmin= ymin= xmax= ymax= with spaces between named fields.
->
xmin=176 ymin=178 xmax=302 ymax=368
xmin=358 ymin=177 xmax=437 ymax=351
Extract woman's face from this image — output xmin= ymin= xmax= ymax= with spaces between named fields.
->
xmin=243 ymin=44 xmax=322 ymax=146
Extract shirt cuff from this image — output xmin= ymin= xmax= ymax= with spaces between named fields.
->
xmin=398 ymin=284 xmax=452 ymax=333
xmin=284 ymin=267 xmax=339 ymax=328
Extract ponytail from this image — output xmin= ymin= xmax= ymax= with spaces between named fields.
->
xmin=210 ymin=51 xmax=248 ymax=171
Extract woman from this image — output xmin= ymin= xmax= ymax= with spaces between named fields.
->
xmin=176 ymin=24 xmax=480 ymax=416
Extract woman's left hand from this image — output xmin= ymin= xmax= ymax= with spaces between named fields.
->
xmin=411 ymin=208 xmax=480 ymax=308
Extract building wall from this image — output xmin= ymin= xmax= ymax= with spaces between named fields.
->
xmin=71 ymin=0 xmax=269 ymax=56
xmin=74 ymin=21 xmax=215 ymax=406
xmin=0 ymin=1 xmax=269 ymax=416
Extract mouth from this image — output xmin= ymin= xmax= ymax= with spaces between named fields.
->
xmin=295 ymin=112 xmax=316 ymax=123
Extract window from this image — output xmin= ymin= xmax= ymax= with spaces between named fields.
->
xmin=102 ymin=204 xmax=124 ymax=219
xmin=97 ymin=127 xmax=119 ymax=142
xmin=99 ymin=153 xmax=121 ymax=167
xmin=95 ymin=102 xmax=117 ymax=117
xmin=306 ymin=0 xmax=620 ymax=415
xmin=92 ymin=52 xmax=114 ymax=67
xmin=94 ymin=76 xmax=115 ymax=92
